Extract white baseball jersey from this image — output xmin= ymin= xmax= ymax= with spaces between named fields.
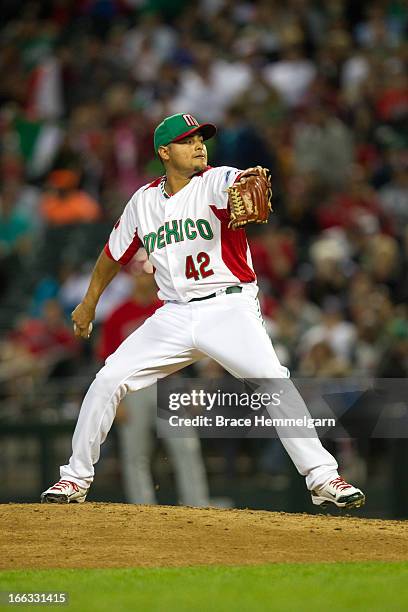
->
xmin=104 ymin=166 xmax=257 ymax=302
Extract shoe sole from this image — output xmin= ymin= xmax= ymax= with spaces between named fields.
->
xmin=40 ymin=494 xmax=86 ymax=504
xmin=312 ymin=492 xmax=366 ymax=509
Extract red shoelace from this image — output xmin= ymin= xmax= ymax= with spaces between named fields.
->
xmin=51 ymin=480 xmax=79 ymax=492
xmin=329 ymin=477 xmax=353 ymax=491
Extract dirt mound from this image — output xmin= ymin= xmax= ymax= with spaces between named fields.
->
xmin=1 ymin=504 xmax=407 ymax=569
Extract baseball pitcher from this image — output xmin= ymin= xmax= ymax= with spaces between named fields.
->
xmin=42 ymin=113 xmax=365 ymax=509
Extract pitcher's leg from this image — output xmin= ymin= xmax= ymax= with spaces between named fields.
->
xmin=60 ymin=303 xmax=202 ymax=488
xmin=278 ymin=438 xmax=337 ymax=490
xmin=193 ymin=293 xmax=289 ymax=379
xmin=195 ymin=293 xmax=338 ymax=490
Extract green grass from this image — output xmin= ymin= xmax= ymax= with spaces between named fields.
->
xmin=1 ymin=563 xmax=408 ymax=612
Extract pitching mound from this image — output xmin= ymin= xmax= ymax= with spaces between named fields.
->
xmin=1 ymin=504 xmax=408 ymax=569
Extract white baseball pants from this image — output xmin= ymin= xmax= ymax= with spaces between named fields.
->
xmin=60 ymin=288 xmax=338 ymax=491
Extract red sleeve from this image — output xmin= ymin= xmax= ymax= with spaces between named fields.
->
xmin=104 ymin=242 xmax=115 ymax=261
xmin=105 ymin=196 xmax=143 ymax=265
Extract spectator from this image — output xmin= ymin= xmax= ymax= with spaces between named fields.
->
xmin=293 ymin=105 xmax=354 ymax=188
xmin=379 ymin=164 xmax=408 ymax=236
xmin=40 ymin=170 xmax=101 ymax=226
xmin=362 ymin=234 xmax=402 ymax=301
xmin=170 ymin=42 xmax=252 ymax=122
xmin=376 ymin=318 xmax=408 ymax=378
xmin=263 ymin=33 xmax=316 ymax=108
xmin=307 ymin=234 xmax=350 ymax=307
xmin=0 ymin=180 xmax=34 ymax=297
xmin=281 ymin=280 xmax=321 ymax=335
xmin=4 ymin=299 xmax=79 ymax=383
xmin=59 ymin=262 xmax=133 ymax=324
xmin=0 ymin=182 xmax=34 ymax=255
xmin=249 ymin=227 xmax=296 ymax=295
xmin=298 ymin=340 xmax=351 ymax=377
xmin=98 ymin=268 xmax=162 ymax=363
xmin=317 ymin=165 xmax=394 ymax=236
xmin=299 ymin=298 xmax=357 ymax=363
xmin=214 ymin=104 xmax=275 ymax=170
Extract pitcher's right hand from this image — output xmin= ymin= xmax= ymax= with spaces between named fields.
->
xmin=72 ymin=302 xmax=95 ymax=339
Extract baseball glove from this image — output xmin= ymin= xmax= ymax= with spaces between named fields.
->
xmin=227 ymin=166 xmax=272 ymax=230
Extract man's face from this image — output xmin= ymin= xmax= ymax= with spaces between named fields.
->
xmin=159 ymin=133 xmax=208 ymax=175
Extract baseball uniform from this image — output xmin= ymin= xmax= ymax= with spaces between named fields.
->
xmin=57 ymin=163 xmax=339 ymax=492
xmin=42 ymin=113 xmax=364 ymax=509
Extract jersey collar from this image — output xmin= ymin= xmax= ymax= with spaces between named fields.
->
xmin=160 ymin=166 xmax=212 ymax=199
xmin=160 ymin=176 xmax=172 ymax=199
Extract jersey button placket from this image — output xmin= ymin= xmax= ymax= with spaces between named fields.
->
xmin=163 ymin=196 xmax=184 ymax=302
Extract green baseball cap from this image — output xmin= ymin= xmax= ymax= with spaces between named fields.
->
xmin=154 ymin=113 xmax=217 ymax=154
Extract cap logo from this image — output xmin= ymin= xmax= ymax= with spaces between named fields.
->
xmin=182 ymin=114 xmax=199 ymax=127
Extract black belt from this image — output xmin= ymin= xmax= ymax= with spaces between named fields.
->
xmin=189 ymin=286 xmax=242 ymax=302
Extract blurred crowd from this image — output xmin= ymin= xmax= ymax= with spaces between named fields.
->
xmin=0 ymin=1 xmax=407 ymax=493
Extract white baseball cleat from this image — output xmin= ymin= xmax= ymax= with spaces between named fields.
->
xmin=41 ymin=479 xmax=88 ymax=504
xmin=311 ymin=476 xmax=365 ymax=509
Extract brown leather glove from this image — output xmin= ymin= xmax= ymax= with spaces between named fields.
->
xmin=227 ymin=166 xmax=272 ymax=230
